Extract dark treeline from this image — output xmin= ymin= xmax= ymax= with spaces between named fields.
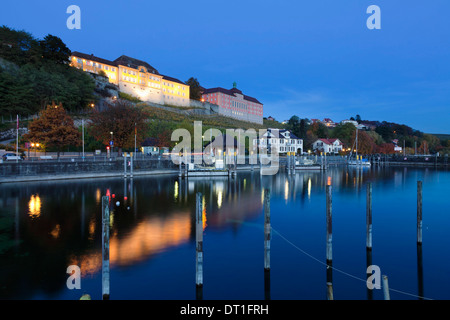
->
xmin=0 ymin=26 xmax=95 ymax=116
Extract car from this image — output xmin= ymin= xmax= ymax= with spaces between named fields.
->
xmin=2 ymin=153 xmax=24 ymax=161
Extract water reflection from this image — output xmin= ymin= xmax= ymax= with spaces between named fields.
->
xmin=28 ymin=194 xmax=41 ymax=219
xmin=0 ymin=166 xmax=448 ymax=299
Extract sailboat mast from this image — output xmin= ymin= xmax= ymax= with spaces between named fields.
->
xmin=356 ymin=128 xmax=358 ymax=158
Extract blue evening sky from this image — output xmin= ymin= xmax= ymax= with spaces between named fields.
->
xmin=1 ymin=0 xmax=449 ymax=133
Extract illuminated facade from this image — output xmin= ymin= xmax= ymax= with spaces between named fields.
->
xmin=70 ymin=52 xmax=190 ymax=106
xmin=201 ymin=85 xmax=263 ymax=125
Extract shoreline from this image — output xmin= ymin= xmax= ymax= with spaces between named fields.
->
xmin=0 ymin=165 xmax=265 ymax=184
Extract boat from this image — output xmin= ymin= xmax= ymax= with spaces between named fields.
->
xmin=347 ymin=128 xmax=371 ymax=167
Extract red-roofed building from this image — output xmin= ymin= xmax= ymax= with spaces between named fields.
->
xmin=201 ymin=84 xmax=263 ymax=124
xmin=312 ymin=138 xmax=343 ymax=154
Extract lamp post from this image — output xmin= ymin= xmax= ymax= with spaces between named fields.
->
xmin=110 ymin=132 xmax=113 ymax=156
xmin=82 ymin=119 xmax=85 ymax=161
xmin=31 ymin=143 xmax=39 ymax=157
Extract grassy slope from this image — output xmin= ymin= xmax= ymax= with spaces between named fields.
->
xmin=139 ymin=103 xmax=286 ymax=131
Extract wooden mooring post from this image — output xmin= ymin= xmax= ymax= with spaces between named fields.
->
xmin=263 ymin=188 xmax=271 ymax=300
xmin=326 ymin=185 xmax=333 ymax=300
xmin=195 ymin=192 xmax=204 ymax=299
xmin=123 ymin=153 xmax=127 ymax=178
xmin=264 ymin=188 xmax=271 ymax=271
xmin=417 ymin=243 xmax=424 ymax=300
xmin=366 ymin=183 xmax=372 ymax=250
xmin=417 ymin=181 xmax=422 ymax=245
xmin=382 ymin=275 xmax=390 ymax=300
xmin=101 ymin=196 xmax=110 ymax=300
xmin=366 ymin=249 xmax=373 ymax=300
xmin=130 ymin=152 xmax=133 ymax=178
xmin=286 ymin=152 xmax=290 ymax=174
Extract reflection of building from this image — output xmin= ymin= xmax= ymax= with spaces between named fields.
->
xmin=255 ymin=129 xmax=303 ymax=154
xmin=70 ymin=52 xmax=190 ymax=106
xmin=313 ymin=139 xmax=343 ymax=154
xmin=69 ymin=211 xmax=191 ymax=274
xmin=201 ymin=84 xmax=263 ymax=124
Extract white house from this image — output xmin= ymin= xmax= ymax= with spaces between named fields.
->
xmin=255 ymin=129 xmax=303 ymax=155
xmin=313 ymin=138 xmax=343 ymax=154
xmin=341 ymin=120 xmax=358 ymax=126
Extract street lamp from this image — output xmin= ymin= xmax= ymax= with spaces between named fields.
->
xmin=110 ymin=132 xmax=114 ymax=156
xmin=31 ymin=143 xmax=39 ymax=157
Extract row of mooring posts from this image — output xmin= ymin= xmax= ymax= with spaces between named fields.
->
xmin=194 ymin=189 xmax=271 ymax=300
xmin=98 ymin=179 xmax=424 ymax=300
xmin=286 ymin=152 xmax=296 ymax=175
xmin=123 ymin=152 xmax=134 ymax=178
xmin=325 ymin=180 xmax=424 ymax=300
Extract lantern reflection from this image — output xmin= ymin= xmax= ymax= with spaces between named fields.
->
xmin=28 ymin=194 xmax=41 ymax=219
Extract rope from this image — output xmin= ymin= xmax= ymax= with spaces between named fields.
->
xmin=226 ymin=219 xmax=433 ymax=300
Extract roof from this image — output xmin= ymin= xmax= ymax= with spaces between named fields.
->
xmin=317 ymin=138 xmax=342 ymax=145
xmin=266 ymin=129 xmax=300 ymax=140
xmin=202 ymin=87 xmax=262 ymax=105
xmin=71 ymin=51 xmax=117 ymax=66
xmin=161 ymin=74 xmax=185 ymax=85
xmin=113 ymin=55 xmax=159 ymax=74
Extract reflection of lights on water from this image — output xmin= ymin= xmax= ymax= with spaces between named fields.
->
xmin=88 ymin=219 xmax=96 ymax=241
xmin=50 ymin=224 xmax=61 ymax=239
xmin=307 ymin=178 xmax=312 ymax=199
xmin=217 ymin=191 xmax=223 ymax=209
xmin=243 ymin=179 xmax=246 ymax=190
xmin=284 ymin=179 xmax=289 ymax=200
xmin=110 ymin=212 xmax=114 ymax=227
xmin=215 ymin=182 xmax=224 ymax=209
xmin=202 ymin=196 xmax=207 ymax=230
xmin=261 ymin=189 xmax=265 ymax=204
xmin=95 ymin=189 xmax=101 ymax=204
xmin=28 ymin=194 xmax=41 ymax=219
xmin=174 ymin=181 xmax=179 ymax=201
xmin=327 ymin=176 xmax=332 ymax=186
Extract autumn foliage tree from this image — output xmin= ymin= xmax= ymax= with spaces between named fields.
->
xmin=24 ymin=102 xmax=80 ymax=157
xmin=88 ymin=99 xmax=147 ymax=155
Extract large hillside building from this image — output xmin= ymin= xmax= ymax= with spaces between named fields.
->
xmin=201 ymin=84 xmax=263 ymax=125
xmin=70 ymin=52 xmax=190 ymax=106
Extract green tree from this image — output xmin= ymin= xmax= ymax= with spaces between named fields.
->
xmin=310 ymin=121 xmax=329 ymax=138
xmin=186 ymin=77 xmax=202 ymax=100
xmin=298 ymin=119 xmax=308 ymax=139
xmin=331 ymin=123 xmax=356 ymax=147
xmin=39 ymin=34 xmax=71 ymax=65
xmin=0 ymin=25 xmax=41 ymax=65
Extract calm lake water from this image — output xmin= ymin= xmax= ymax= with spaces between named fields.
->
xmin=0 ymin=166 xmax=449 ymax=300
